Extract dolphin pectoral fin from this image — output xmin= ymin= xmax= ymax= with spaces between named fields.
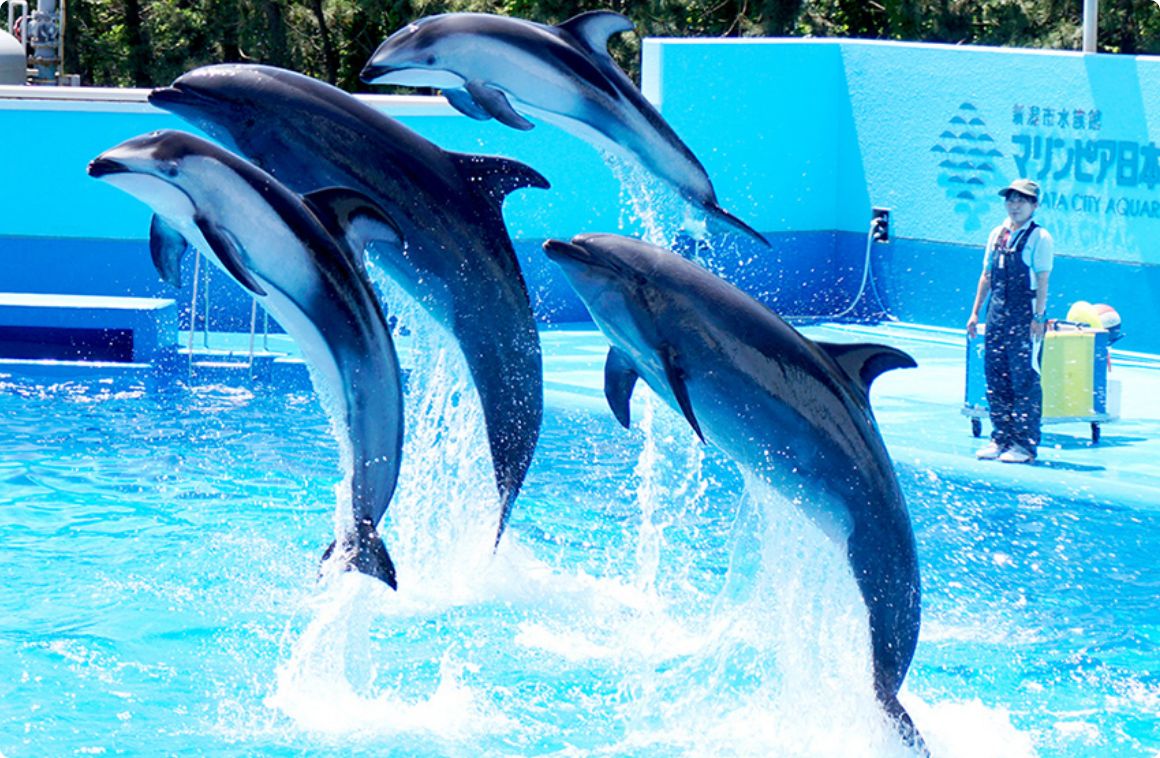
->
xmin=450 ymin=153 xmax=550 ymax=208
xmin=604 ymin=347 xmax=639 ymax=429
xmin=464 ymin=81 xmax=534 ymax=131
xmin=149 ymin=214 xmax=189 ymax=288
xmin=557 ymin=10 xmax=635 ymax=55
xmin=302 ymin=186 xmax=404 ymax=266
xmin=194 ymin=216 xmax=268 ymax=296
xmin=444 ymin=86 xmax=493 ymax=121
xmin=817 ymin=341 xmax=918 ymax=399
xmin=661 ymin=347 xmax=705 ymax=443
xmin=321 ymin=518 xmax=398 ymax=589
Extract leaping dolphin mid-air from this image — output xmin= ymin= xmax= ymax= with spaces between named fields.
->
xmin=149 ymin=65 xmax=548 ymax=545
xmin=361 ymin=11 xmax=768 ymax=246
xmin=88 ymin=130 xmax=405 ymax=589
xmin=543 ymin=232 xmax=926 ymax=751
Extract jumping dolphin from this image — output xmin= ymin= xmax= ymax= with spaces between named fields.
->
xmin=361 ymin=11 xmax=767 ymax=245
xmin=543 ymin=233 xmax=925 ymax=749
xmin=149 ymin=64 xmax=548 ymax=544
xmin=89 ymin=129 xmax=405 ymax=588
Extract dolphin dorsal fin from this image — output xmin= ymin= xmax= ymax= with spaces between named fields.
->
xmin=604 ymin=347 xmax=639 ymax=429
xmin=452 ymin=153 xmax=550 ymax=208
xmin=558 ymin=10 xmax=634 ymax=55
xmin=149 ymin=214 xmax=189 ymax=288
xmin=193 ymin=216 xmax=268 ymax=297
xmin=817 ymin=341 xmax=917 ymax=399
xmin=302 ymin=187 xmax=404 ymax=268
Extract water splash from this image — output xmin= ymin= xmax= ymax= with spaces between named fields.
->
xmin=627 ymin=388 xmax=712 ymax=608
xmin=346 ymin=265 xmax=503 ymax=593
xmin=600 ymin=150 xmax=753 ymax=288
xmin=267 ymin=573 xmax=515 ymax=742
xmin=603 ymin=150 xmax=696 ymax=247
xmin=269 ymin=267 xmax=524 ymax=738
xmin=630 ymin=393 xmax=664 ymax=597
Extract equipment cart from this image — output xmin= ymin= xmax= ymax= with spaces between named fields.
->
xmin=963 ymin=322 xmax=1121 ymax=443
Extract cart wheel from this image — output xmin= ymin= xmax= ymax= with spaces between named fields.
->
xmin=971 ymin=418 xmax=982 ymax=438
xmin=1091 ymin=423 xmax=1100 ymax=444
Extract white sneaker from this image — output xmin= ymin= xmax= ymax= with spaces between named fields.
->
xmin=999 ymin=444 xmax=1034 ymax=464
xmin=976 ymin=441 xmax=1005 ymax=460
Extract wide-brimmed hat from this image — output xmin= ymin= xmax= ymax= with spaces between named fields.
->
xmin=998 ymin=178 xmax=1040 ymax=200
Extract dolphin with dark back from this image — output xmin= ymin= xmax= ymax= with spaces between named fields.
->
xmin=361 ymin=11 xmax=768 ymax=246
xmin=149 ymin=64 xmax=548 ymax=545
xmin=542 ymin=232 xmax=926 ymax=751
xmin=88 ymin=129 xmax=405 ymax=589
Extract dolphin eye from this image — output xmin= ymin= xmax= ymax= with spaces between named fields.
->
xmin=161 ymin=162 xmax=179 ymax=178
xmin=425 ymin=54 xmax=436 ymax=66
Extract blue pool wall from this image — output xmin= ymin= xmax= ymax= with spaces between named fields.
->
xmin=3 ymin=39 xmax=1160 ymax=351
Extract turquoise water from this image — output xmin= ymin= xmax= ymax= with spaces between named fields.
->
xmin=0 ymin=328 xmax=1156 ymax=756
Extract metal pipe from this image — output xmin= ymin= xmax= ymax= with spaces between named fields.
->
xmin=28 ymin=0 xmax=60 ymax=84
xmin=201 ymin=266 xmax=211 ymax=347
xmin=187 ymin=249 xmax=202 ymax=375
xmin=56 ymin=0 xmax=63 ymax=81
xmin=1082 ymin=0 xmax=1098 ymax=53
xmin=4 ymin=1 xmax=29 ymax=36
xmin=247 ymin=298 xmax=257 ymax=368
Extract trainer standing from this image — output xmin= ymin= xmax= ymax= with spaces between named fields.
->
xmin=966 ymin=179 xmax=1054 ymax=464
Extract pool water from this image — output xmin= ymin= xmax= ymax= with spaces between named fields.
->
xmin=0 ymin=326 xmax=1156 ymax=756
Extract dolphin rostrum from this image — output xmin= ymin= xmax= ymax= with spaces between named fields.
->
xmin=543 ymin=233 xmax=925 ymax=750
xmin=149 ymin=64 xmax=548 ymax=545
xmin=89 ymin=129 xmax=405 ymax=588
xmin=361 ymin=11 xmax=767 ymax=245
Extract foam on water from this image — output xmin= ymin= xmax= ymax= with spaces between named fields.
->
xmin=267 ymin=574 xmax=516 ymax=741
xmin=906 ymin=698 xmax=1036 ymax=758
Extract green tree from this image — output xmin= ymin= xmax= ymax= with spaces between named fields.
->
xmin=59 ymin=0 xmax=1160 ymax=89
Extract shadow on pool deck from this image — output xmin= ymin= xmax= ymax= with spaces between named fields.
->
xmin=540 ymin=321 xmax=1160 ymax=511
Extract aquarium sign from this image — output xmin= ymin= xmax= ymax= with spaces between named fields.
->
xmin=933 ymin=100 xmax=1160 ymax=232
xmin=932 ymin=102 xmax=1009 ymax=232
xmin=1009 ymin=103 xmax=1160 ymax=220
xmin=1012 ymin=135 xmax=1160 ymax=190
xmin=1012 ymin=105 xmax=1102 ymax=131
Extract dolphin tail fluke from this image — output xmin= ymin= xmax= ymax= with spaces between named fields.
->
xmin=883 ymin=694 xmax=929 ymax=756
xmin=707 ymin=201 xmax=770 ymax=247
xmin=321 ymin=518 xmax=398 ymax=589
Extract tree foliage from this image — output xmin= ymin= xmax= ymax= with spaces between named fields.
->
xmin=59 ymin=0 xmax=1160 ymax=90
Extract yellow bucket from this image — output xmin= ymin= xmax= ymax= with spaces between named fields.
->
xmin=1041 ymin=330 xmax=1095 ymax=418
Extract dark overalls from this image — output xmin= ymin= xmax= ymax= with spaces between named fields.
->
xmin=984 ymin=222 xmax=1042 ymax=456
